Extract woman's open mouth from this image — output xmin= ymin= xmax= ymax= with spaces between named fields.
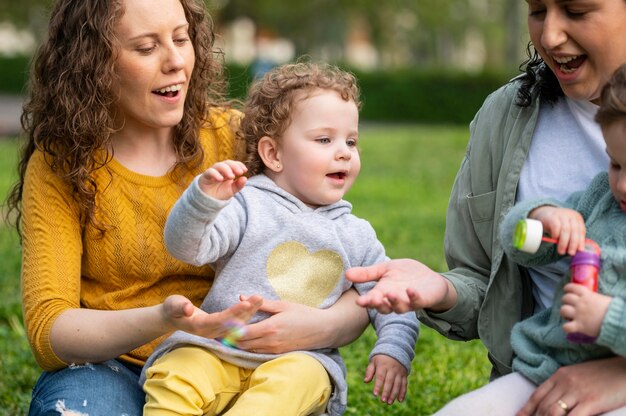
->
xmin=554 ymin=55 xmax=586 ymax=74
xmin=152 ymin=83 xmax=183 ymax=98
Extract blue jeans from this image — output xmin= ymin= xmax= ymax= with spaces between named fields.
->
xmin=28 ymin=359 xmax=145 ymax=416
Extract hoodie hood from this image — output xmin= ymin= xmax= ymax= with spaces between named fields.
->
xmin=245 ymin=174 xmax=352 ymax=220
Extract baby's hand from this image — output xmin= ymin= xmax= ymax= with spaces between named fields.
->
xmin=529 ymin=206 xmax=586 ymax=256
xmin=560 ymin=283 xmax=612 ymax=338
xmin=198 ymin=160 xmax=248 ymax=200
xmin=364 ymin=354 xmax=408 ymax=404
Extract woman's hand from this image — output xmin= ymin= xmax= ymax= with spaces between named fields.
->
xmin=516 ymin=357 xmax=626 ymax=416
xmin=236 ymin=289 xmax=369 ymax=354
xmin=161 ymin=294 xmax=262 ymax=339
xmin=346 ymin=259 xmax=456 ymax=314
xmin=50 ymin=294 xmax=262 ymax=364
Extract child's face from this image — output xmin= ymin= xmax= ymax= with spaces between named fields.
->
xmin=604 ymin=119 xmax=626 ymax=212
xmin=272 ymin=89 xmax=360 ymax=208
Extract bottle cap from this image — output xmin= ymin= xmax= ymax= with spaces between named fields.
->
xmin=570 ymin=250 xmax=601 ymax=268
xmin=513 ymin=218 xmax=543 ymax=253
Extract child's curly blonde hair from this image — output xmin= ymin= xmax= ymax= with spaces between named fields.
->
xmin=239 ymin=61 xmax=361 ymax=176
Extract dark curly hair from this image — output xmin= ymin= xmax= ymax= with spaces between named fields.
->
xmin=596 ymin=64 xmax=626 ymax=128
xmin=5 ymin=0 xmax=229 ymax=236
xmin=240 ymin=61 xmax=361 ymax=176
xmin=515 ymin=41 xmax=564 ymax=107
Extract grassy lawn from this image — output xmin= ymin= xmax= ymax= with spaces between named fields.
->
xmin=0 ymin=124 xmax=491 ymax=415
xmin=0 ymin=138 xmax=39 ymax=415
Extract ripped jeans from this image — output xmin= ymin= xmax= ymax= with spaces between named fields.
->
xmin=28 ymin=359 xmax=145 ymax=416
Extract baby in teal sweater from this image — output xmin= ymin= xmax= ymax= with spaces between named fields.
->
xmin=433 ymin=64 xmax=626 ymax=415
xmin=504 ymin=64 xmax=626 ymax=388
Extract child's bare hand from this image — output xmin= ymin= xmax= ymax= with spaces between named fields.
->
xmin=364 ymin=354 xmax=408 ymax=404
xmin=529 ymin=206 xmax=586 ymax=256
xmin=198 ymin=160 xmax=248 ymax=200
xmin=560 ymin=283 xmax=611 ymax=338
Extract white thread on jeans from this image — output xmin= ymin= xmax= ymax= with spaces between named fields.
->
xmin=54 ymin=399 xmax=89 ymax=416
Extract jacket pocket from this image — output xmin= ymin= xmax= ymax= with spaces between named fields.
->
xmin=467 ymin=190 xmax=496 ymax=258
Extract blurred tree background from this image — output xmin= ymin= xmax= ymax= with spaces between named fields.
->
xmin=0 ymin=0 xmax=528 ymax=124
xmin=213 ymin=0 xmax=524 ymax=71
xmin=1 ymin=0 xmax=525 ymax=71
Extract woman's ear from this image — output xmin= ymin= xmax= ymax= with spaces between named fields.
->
xmin=258 ymin=136 xmax=283 ymax=172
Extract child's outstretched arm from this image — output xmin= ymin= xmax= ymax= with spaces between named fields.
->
xmin=528 ymin=205 xmax=586 ymax=256
xmin=365 ymin=354 xmax=408 ymax=404
xmin=198 ymin=160 xmax=248 ymax=200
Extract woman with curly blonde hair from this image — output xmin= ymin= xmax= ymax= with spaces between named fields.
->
xmin=6 ymin=1 xmax=369 ymax=414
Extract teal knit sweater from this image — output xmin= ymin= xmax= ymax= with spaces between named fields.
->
xmin=500 ymin=172 xmax=626 ymax=385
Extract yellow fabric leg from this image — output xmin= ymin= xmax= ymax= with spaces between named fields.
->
xmin=225 ymin=352 xmax=332 ymax=416
xmin=143 ymin=346 xmax=244 ymax=416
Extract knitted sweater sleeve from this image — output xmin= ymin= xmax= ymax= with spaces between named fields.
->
xmin=499 ymin=172 xmax=611 ymax=267
xmin=21 ymin=151 xmax=82 ymax=371
xmin=597 ymin=297 xmax=626 ymax=356
xmin=498 ymin=197 xmax=563 ymax=267
xmin=21 ymin=113 xmax=241 ymax=371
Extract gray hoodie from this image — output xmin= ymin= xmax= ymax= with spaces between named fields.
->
xmin=141 ymin=174 xmax=419 ymax=415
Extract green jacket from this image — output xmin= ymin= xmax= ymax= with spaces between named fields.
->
xmin=417 ymin=78 xmax=539 ymax=378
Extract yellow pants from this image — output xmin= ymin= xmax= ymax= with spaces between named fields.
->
xmin=143 ymin=346 xmax=332 ymax=416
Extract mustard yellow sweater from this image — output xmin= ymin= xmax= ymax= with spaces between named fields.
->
xmin=21 ymin=111 xmax=241 ymax=371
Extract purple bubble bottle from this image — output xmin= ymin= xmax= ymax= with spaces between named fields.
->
xmin=566 ymin=240 xmax=601 ymax=344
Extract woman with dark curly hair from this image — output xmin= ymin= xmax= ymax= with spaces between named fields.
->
xmin=347 ymin=0 xmax=626 ymax=414
xmin=6 ymin=0 xmax=369 ymax=414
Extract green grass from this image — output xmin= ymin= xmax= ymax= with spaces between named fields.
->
xmin=0 ymin=138 xmax=39 ymax=415
xmin=0 ymin=125 xmax=490 ymax=415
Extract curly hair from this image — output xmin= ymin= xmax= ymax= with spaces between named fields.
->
xmin=239 ymin=62 xmax=361 ymax=176
xmin=5 ymin=0 xmax=229 ymax=236
xmin=596 ymin=64 xmax=626 ymax=128
xmin=515 ymin=41 xmax=563 ymax=108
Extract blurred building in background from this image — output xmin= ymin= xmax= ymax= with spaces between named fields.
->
xmin=0 ymin=23 xmax=35 ymax=56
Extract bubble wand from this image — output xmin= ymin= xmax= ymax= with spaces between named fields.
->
xmin=513 ymin=218 xmax=601 ymax=343
xmin=513 ymin=218 xmax=559 ymax=253
xmin=218 ymin=320 xmax=246 ymax=348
